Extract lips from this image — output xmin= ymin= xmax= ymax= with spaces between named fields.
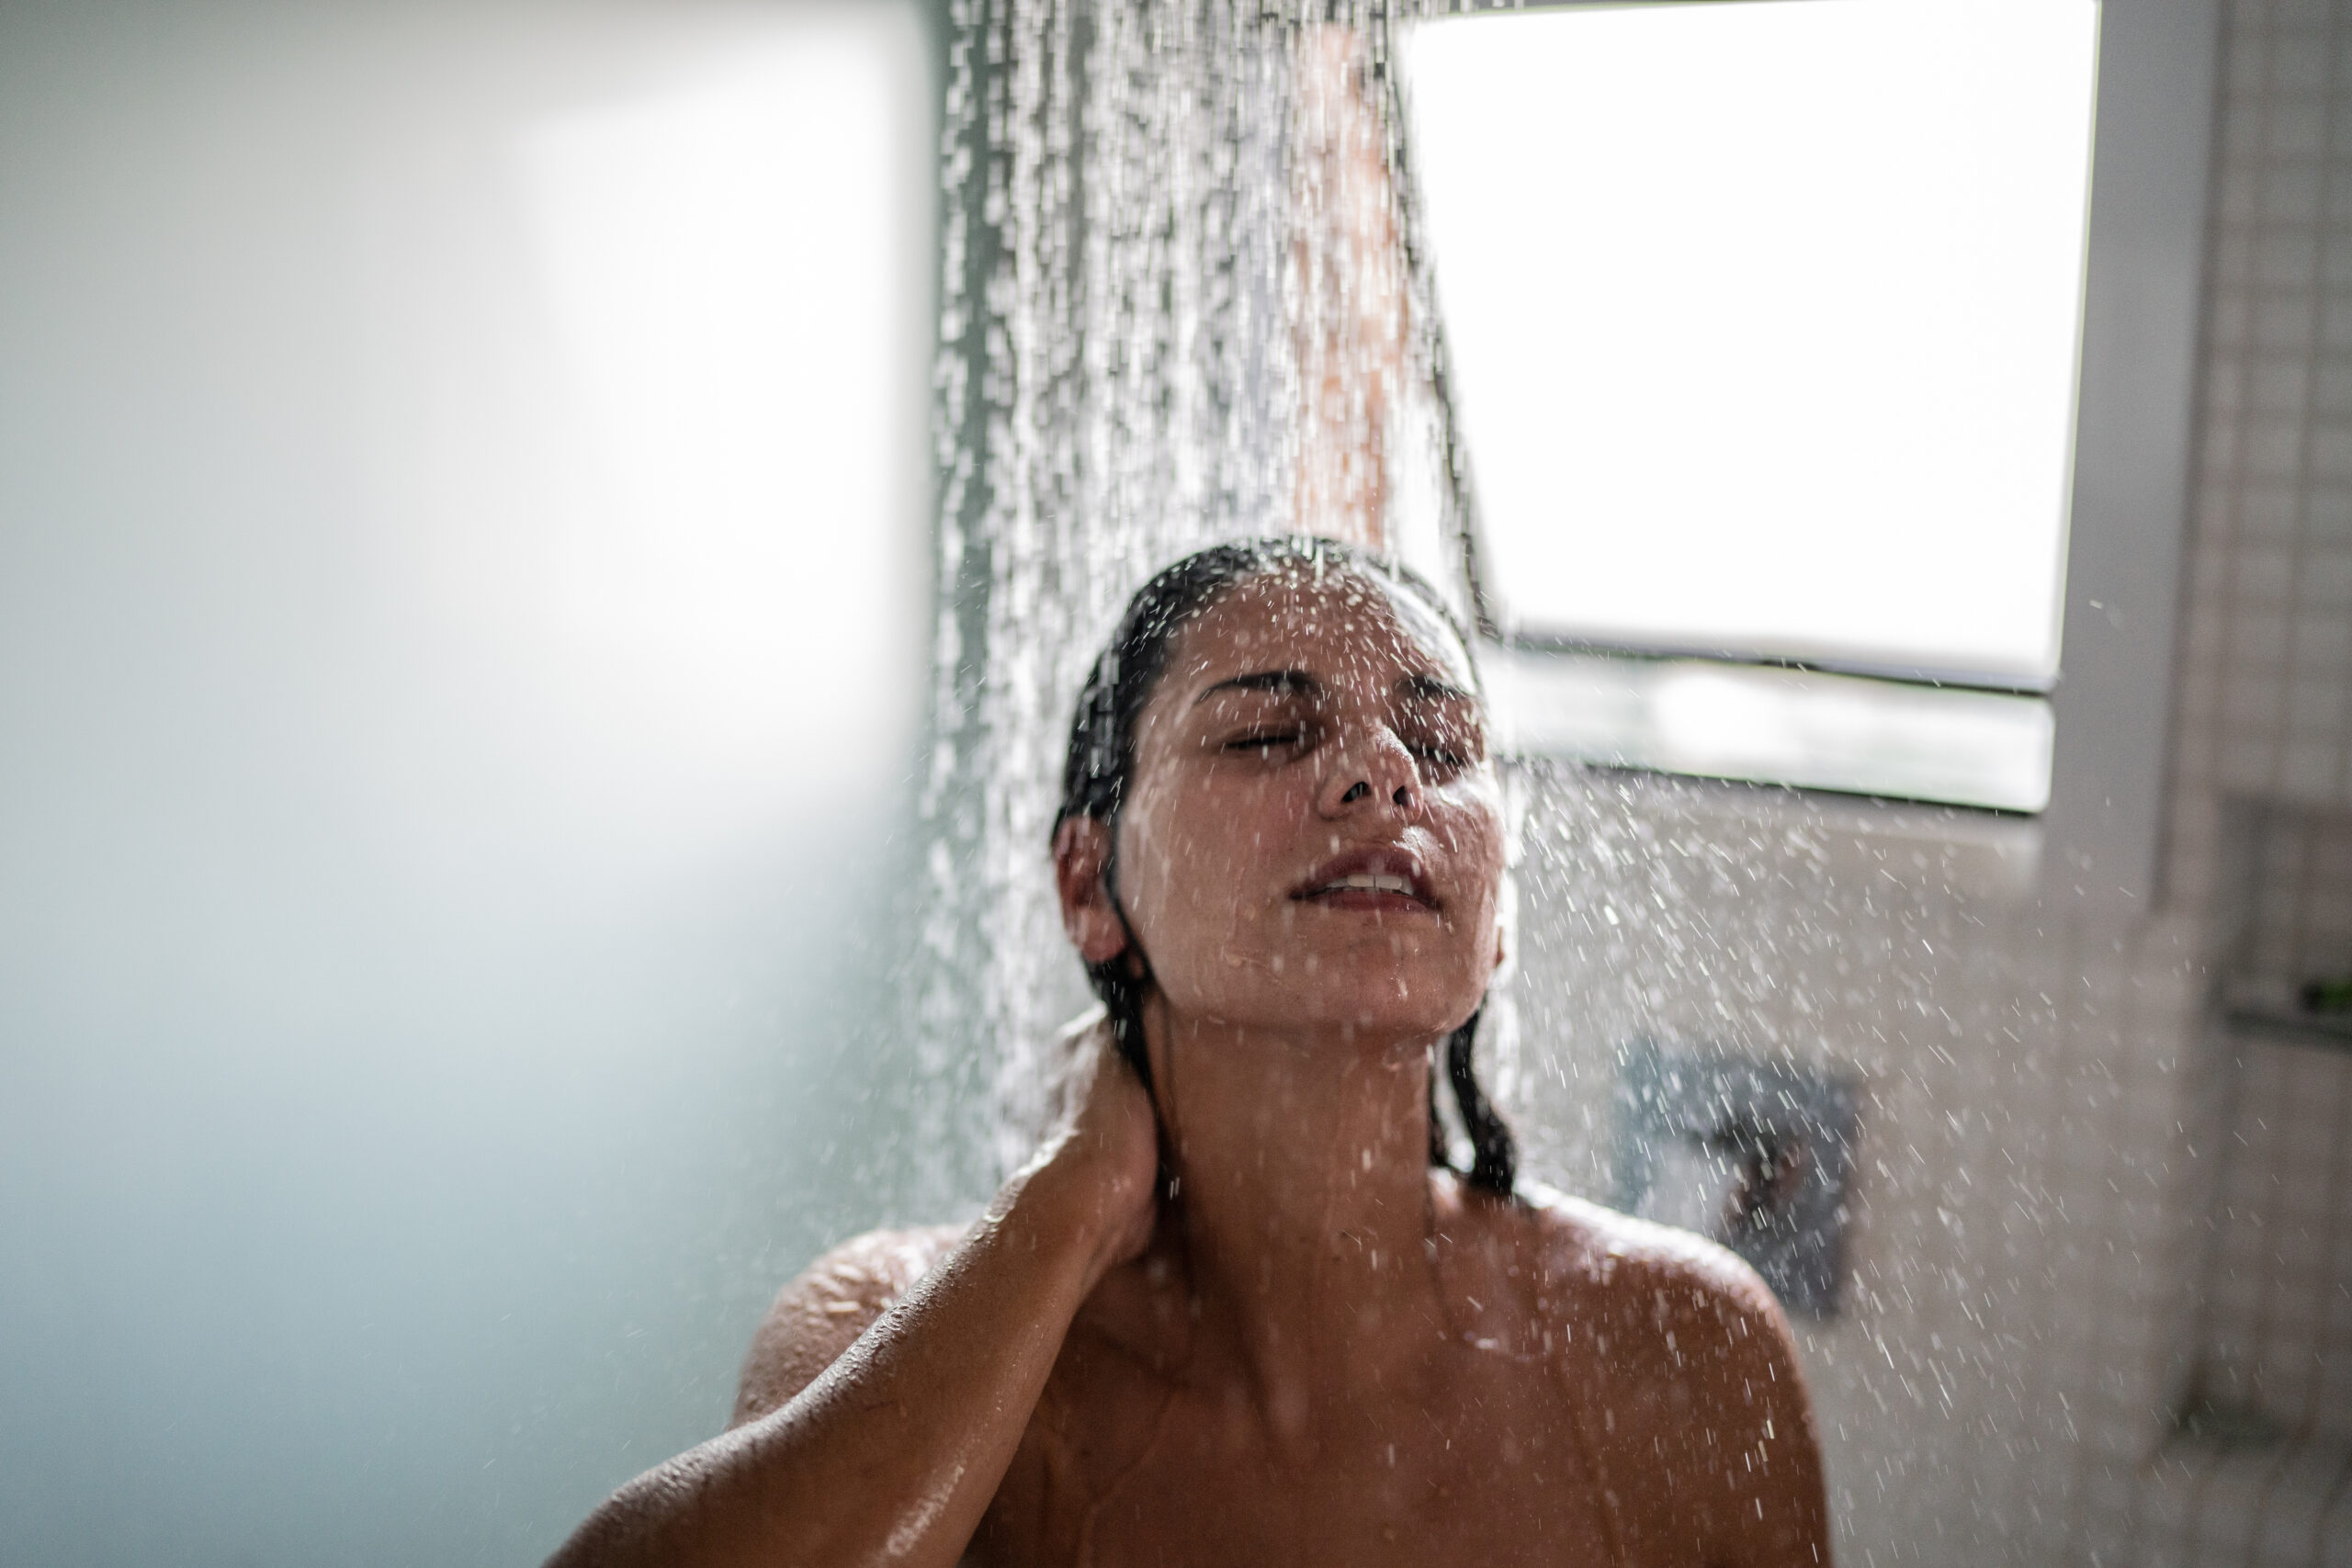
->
xmin=1291 ymin=847 xmax=1438 ymax=912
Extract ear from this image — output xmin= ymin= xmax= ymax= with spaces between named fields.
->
xmin=1053 ymin=816 xmax=1130 ymax=966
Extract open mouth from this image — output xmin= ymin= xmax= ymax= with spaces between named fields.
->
xmin=1291 ymin=850 xmax=1438 ymax=912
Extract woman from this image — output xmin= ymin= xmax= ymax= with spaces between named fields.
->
xmin=550 ymin=537 xmax=1831 ymax=1567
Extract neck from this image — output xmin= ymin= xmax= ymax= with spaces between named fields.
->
xmin=1143 ymin=999 xmax=1455 ymax=1438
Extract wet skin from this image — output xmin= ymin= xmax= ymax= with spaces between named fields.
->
xmin=548 ymin=570 xmax=1831 ymax=1568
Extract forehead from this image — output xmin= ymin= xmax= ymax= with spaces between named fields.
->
xmin=1159 ymin=567 xmax=1477 ymax=694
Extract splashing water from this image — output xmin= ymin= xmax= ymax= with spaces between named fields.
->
xmin=906 ymin=0 xmax=1466 ymax=1199
xmin=896 ymin=7 xmax=2251 ymax=1564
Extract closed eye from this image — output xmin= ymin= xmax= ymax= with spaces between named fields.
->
xmin=1226 ymin=730 xmax=1304 ymax=757
xmin=1404 ymin=719 xmax=1481 ymax=771
xmin=1399 ymin=702 xmax=1484 ymax=774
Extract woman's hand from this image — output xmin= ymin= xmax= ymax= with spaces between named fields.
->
xmin=1031 ymin=1013 xmax=1161 ymax=1292
xmin=545 ymin=1011 xmax=1162 ymax=1568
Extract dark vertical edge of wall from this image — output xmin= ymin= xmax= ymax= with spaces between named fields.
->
xmin=2046 ymin=0 xmax=2222 ymax=906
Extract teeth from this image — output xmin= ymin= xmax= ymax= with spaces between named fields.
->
xmin=1326 ymin=873 xmax=1413 ymax=895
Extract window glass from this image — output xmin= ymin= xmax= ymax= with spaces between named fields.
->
xmin=1401 ymin=0 xmax=2100 ymax=690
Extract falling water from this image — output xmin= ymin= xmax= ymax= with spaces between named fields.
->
xmin=893 ymin=6 xmax=2301 ymax=1565
xmin=906 ymin=0 xmax=1468 ymax=1195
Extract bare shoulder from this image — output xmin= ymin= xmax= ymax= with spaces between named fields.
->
xmin=1510 ymin=1179 xmax=1785 ymax=1326
xmin=729 ymin=1223 xmax=967 ymax=1428
xmin=1510 ymin=1184 xmax=1828 ymax=1566
xmin=1433 ymin=1171 xmax=1781 ymax=1366
xmin=1480 ymin=1178 xmax=1804 ymax=1403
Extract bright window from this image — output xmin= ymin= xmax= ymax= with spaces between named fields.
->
xmin=1400 ymin=0 xmax=2100 ymax=810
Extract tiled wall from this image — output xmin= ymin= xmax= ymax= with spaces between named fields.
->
xmin=1494 ymin=769 xmax=2209 ymax=1568
xmin=2145 ymin=800 xmax=2352 ymax=1561
xmin=2244 ymin=806 xmax=2352 ymax=979
xmin=2158 ymin=2 xmax=2352 ymax=1553
xmin=1495 ymin=7 xmax=2352 ymax=1562
xmin=2196 ymin=1025 xmax=2352 ymax=1442
xmin=2139 ymin=1024 xmax=2352 ymax=1568
xmin=2172 ymin=0 xmax=2352 ymax=886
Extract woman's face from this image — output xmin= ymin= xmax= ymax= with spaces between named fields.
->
xmin=1099 ymin=567 xmax=1506 ymax=1043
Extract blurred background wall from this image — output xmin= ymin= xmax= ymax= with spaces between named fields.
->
xmin=0 ymin=3 xmax=935 ymax=1563
xmin=1500 ymin=6 xmax=2352 ymax=1563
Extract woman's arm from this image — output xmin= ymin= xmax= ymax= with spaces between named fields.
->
xmin=729 ymin=1226 xmax=964 ymax=1432
xmin=545 ymin=1029 xmax=1158 ymax=1568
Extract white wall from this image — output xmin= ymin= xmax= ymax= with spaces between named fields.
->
xmin=2140 ymin=0 xmax=2352 ymax=1552
xmin=1497 ymin=769 xmax=2205 ymax=1568
xmin=0 ymin=3 xmax=933 ymax=1563
xmin=1492 ymin=0 xmax=2352 ymax=1560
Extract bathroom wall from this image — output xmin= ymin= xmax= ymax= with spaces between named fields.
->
xmin=2195 ymin=1013 xmax=2352 ymax=1441
xmin=1497 ymin=769 xmax=2207 ymax=1568
xmin=1492 ymin=3 xmax=2352 ymax=1563
xmin=2142 ymin=0 xmax=2352 ymax=1553
xmin=2170 ymin=0 xmax=2352 ymax=830
xmin=0 ymin=4 xmax=935 ymax=1564
xmin=2167 ymin=0 xmax=2352 ymax=950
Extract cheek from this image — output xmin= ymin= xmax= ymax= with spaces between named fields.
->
xmin=1431 ymin=798 xmax=1508 ymax=953
xmin=1436 ymin=789 xmax=1507 ymax=880
xmin=1120 ymin=779 xmax=1275 ymax=944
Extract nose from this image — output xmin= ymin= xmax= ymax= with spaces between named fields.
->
xmin=1317 ymin=724 xmax=1421 ymax=820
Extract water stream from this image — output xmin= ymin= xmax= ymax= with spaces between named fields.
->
xmin=893 ymin=6 xmax=2233 ymax=1562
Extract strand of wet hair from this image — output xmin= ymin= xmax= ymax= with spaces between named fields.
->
xmin=1443 ymin=1012 xmax=1517 ymax=1198
xmin=1095 ymin=850 xmax=1157 ymax=1094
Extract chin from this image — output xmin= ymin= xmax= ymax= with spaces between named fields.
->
xmin=1211 ymin=956 xmax=1487 ymax=1043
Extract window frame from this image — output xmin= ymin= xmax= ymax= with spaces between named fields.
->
xmin=1386 ymin=0 xmax=2218 ymax=899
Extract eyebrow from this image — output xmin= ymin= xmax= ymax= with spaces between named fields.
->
xmin=1194 ymin=669 xmax=1319 ymax=705
xmin=1193 ymin=669 xmax=1477 ymax=705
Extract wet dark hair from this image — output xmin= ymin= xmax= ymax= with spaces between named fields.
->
xmin=1051 ymin=536 xmax=1517 ymax=1198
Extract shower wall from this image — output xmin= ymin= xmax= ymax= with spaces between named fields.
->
xmin=1490 ymin=3 xmax=2352 ymax=1563
xmin=2144 ymin=0 xmax=2352 ymax=1555
xmin=1497 ymin=772 xmax=2207 ymax=1568
xmin=0 ymin=4 xmax=936 ymax=1564
xmin=2170 ymin=0 xmax=2352 ymax=829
